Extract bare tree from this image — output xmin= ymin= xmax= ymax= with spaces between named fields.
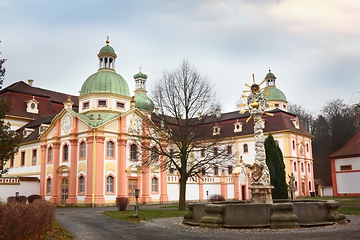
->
xmin=135 ymin=60 xmax=235 ymax=210
xmin=287 ymin=103 xmax=315 ymax=134
xmin=0 ymin=40 xmax=6 ymax=89
xmin=312 ymin=99 xmax=358 ymax=185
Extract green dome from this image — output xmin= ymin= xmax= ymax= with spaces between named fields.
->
xmin=265 ymin=87 xmax=287 ymax=101
xmin=133 ymin=72 xmax=148 ymax=79
xmin=99 ymin=45 xmax=115 ymax=54
xmin=80 ymin=71 xmax=130 ymax=97
xmin=135 ymin=92 xmax=154 ymax=112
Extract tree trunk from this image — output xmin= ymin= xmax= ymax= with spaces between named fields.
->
xmin=178 ymin=176 xmax=187 ymax=210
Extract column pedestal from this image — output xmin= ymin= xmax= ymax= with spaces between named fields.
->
xmin=249 ymin=185 xmax=274 ymax=204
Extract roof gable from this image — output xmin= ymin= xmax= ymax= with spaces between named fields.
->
xmin=329 ymin=131 xmax=360 ymax=158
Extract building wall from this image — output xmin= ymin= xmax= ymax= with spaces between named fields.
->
xmin=331 ymin=156 xmax=360 ymax=196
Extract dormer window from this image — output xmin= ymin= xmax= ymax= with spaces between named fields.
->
xmin=291 ymin=118 xmax=300 ymax=129
xmin=213 ymin=124 xmax=221 ymax=135
xmin=25 ymin=97 xmax=39 ymax=114
xmin=39 ymin=124 xmax=49 ymax=134
xmin=97 ymin=100 xmax=107 ymax=107
xmin=23 ymin=128 xmax=34 ymax=138
xmin=234 ymin=120 xmax=243 ymax=133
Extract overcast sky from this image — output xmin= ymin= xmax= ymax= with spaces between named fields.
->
xmin=1 ymin=0 xmax=360 ymax=114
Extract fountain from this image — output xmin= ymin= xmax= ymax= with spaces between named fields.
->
xmin=183 ymin=76 xmax=345 ymax=229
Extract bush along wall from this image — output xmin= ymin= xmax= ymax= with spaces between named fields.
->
xmin=0 ymin=200 xmax=55 ymax=240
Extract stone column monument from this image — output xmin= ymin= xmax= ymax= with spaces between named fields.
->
xmin=242 ymin=80 xmax=274 ymax=204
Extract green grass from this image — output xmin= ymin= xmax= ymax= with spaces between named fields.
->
xmin=104 ymin=209 xmax=187 ymax=223
xmin=37 ymin=222 xmax=74 ymax=240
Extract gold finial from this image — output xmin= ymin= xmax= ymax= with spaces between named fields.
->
xmin=268 ymin=68 xmax=271 ymax=72
xmin=139 ymin=66 xmax=142 ymax=73
xmin=106 ymin=36 xmax=110 ymax=45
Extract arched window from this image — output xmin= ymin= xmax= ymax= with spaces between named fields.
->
xmin=79 ymin=176 xmax=85 ymax=194
xmin=243 ymin=144 xmax=248 ymax=153
xmin=106 ymin=176 xmax=114 ymax=192
xmin=63 ymin=144 xmax=69 ymax=161
xmin=308 ymin=181 xmax=312 ymax=191
xmin=107 ymin=141 xmax=114 ymax=158
xmin=308 ymin=163 xmax=311 ymax=173
xmin=301 ymin=162 xmax=304 ymax=172
xmin=293 ymin=162 xmax=297 ymax=171
xmin=130 ymin=144 xmax=137 ymax=160
xmin=47 ymin=178 xmax=52 ymax=194
xmin=294 ymin=181 xmax=297 ymax=191
xmin=306 ymin=143 xmax=309 ymax=152
xmin=48 ymin=147 xmax=53 ymax=163
xmin=151 ymin=177 xmax=158 ymax=192
xmin=292 ymin=140 xmax=295 ymax=150
xmin=80 ymin=142 xmax=86 ymax=159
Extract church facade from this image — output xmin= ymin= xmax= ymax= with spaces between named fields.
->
xmin=1 ymin=41 xmax=314 ymax=205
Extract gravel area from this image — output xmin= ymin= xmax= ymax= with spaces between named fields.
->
xmin=142 ymin=215 xmax=360 ymax=239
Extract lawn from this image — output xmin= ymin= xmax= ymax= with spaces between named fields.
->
xmin=104 ymin=209 xmax=187 ymax=223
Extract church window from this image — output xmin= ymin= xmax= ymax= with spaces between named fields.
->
xmin=47 ymin=178 xmax=52 ymax=194
xmin=275 ymin=103 xmax=279 ymax=108
xmin=106 ymin=176 xmax=114 ymax=193
xmin=10 ymin=158 xmax=14 ymax=168
xmin=200 ymin=149 xmax=205 ymax=158
xmin=48 ymin=147 xmax=53 ymax=163
xmin=151 ymin=147 xmax=158 ymax=161
xmin=228 ymin=165 xmax=233 ymax=175
xmin=214 ymin=166 xmax=219 ymax=176
xmin=227 ymin=145 xmax=232 ymax=155
xmin=130 ymin=144 xmax=137 ymax=160
xmin=80 ymin=142 xmax=86 ymax=159
xmin=79 ymin=176 xmax=85 ymax=194
xmin=294 ymin=162 xmax=297 ymax=171
xmin=152 ymin=177 xmax=158 ymax=192
xmin=213 ymin=147 xmax=218 ymax=156
xmin=308 ymin=181 xmax=312 ymax=191
xmin=243 ymin=144 xmax=248 ymax=153
xmin=292 ymin=140 xmax=295 ymax=150
xmin=63 ymin=144 xmax=69 ymax=162
xmin=306 ymin=143 xmax=309 ymax=152
xmin=107 ymin=141 xmax=115 ymax=158
xmin=301 ymin=162 xmax=304 ymax=172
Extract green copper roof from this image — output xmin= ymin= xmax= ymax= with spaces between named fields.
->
xmin=99 ymin=45 xmax=115 ymax=54
xmin=265 ymin=87 xmax=287 ymax=101
xmin=135 ymin=92 xmax=154 ymax=112
xmin=265 ymin=70 xmax=276 ymax=79
xmin=80 ymin=70 xmax=130 ymax=97
xmin=133 ymin=71 xmax=148 ymax=79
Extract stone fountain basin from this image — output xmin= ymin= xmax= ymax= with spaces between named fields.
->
xmin=183 ymin=200 xmax=346 ymax=229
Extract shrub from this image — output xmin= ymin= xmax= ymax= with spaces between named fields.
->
xmin=0 ymin=200 xmax=55 ymax=240
xmin=7 ymin=195 xmax=27 ymax=204
xmin=28 ymin=194 xmax=42 ymax=203
xmin=209 ymin=194 xmax=225 ymax=202
xmin=116 ymin=197 xmax=129 ymax=211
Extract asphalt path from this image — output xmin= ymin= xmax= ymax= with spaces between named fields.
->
xmin=56 ymin=206 xmax=360 ymax=240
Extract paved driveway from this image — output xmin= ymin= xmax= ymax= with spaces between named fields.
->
xmin=56 ymin=207 xmax=360 ymax=240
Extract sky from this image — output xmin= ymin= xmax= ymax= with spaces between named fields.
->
xmin=1 ymin=0 xmax=360 ymax=114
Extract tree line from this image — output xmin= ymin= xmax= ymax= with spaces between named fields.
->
xmin=288 ymin=99 xmax=360 ymax=186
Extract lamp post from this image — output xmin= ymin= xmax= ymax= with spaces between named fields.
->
xmin=135 ymin=189 xmax=140 ymax=217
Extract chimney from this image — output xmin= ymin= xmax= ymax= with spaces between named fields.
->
xmin=28 ymin=79 xmax=34 ymax=86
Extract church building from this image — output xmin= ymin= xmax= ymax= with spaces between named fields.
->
xmin=0 ymin=40 xmax=314 ymax=205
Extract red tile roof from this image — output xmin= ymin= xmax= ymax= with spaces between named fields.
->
xmin=329 ymin=131 xmax=360 ymax=158
xmin=0 ymin=81 xmax=78 ymax=120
